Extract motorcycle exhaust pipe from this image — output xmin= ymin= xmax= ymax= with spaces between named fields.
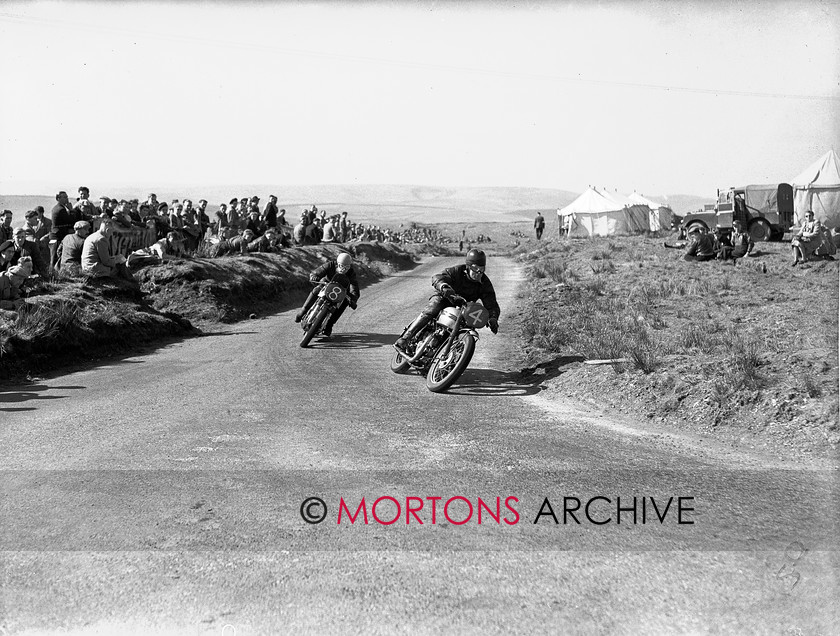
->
xmin=398 ymin=332 xmax=437 ymax=364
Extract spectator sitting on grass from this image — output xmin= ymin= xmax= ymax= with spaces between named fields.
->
xmin=10 ymin=226 xmax=50 ymax=278
xmin=718 ymin=220 xmax=754 ymax=262
xmin=0 ymin=258 xmax=32 ymax=310
xmin=81 ymin=217 xmax=136 ymax=282
xmin=683 ymin=227 xmax=717 ymax=262
xmin=791 ymin=210 xmax=836 ymax=265
xmin=57 ymin=221 xmax=91 ymax=275
xmin=0 ymin=240 xmax=15 ymax=273
xmin=245 ymin=208 xmax=265 ymax=237
xmin=127 ymin=231 xmax=187 ymax=270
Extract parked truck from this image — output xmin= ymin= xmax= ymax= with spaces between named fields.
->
xmin=679 ymin=183 xmax=795 ymax=242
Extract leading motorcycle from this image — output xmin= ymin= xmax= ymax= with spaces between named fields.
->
xmin=298 ymin=274 xmax=350 ymax=348
xmin=391 ymin=300 xmax=490 ymax=393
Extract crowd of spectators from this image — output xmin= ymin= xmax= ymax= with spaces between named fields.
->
xmin=0 ymin=186 xmax=450 ymax=307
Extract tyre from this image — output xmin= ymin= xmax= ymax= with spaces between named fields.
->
xmin=749 ymin=219 xmax=772 ymax=242
xmin=425 ymin=332 xmax=475 ymax=393
xmin=300 ymin=305 xmax=330 ymax=348
xmin=390 ymin=348 xmax=411 ymax=374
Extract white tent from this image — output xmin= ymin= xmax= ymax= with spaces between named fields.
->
xmin=629 ymin=192 xmax=674 ymax=232
xmin=558 ymin=187 xmax=651 ymax=237
xmin=792 ymin=149 xmax=840 ymax=228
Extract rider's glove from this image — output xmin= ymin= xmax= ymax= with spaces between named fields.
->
xmin=349 ymin=298 xmax=358 ymax=310
xmin=309 ymin=275 xmax=319 ymax=284
xmin=450 ymin=294 xmax=466 ymax=306
xmin=489 ymin=318 xmax=499 ymax=334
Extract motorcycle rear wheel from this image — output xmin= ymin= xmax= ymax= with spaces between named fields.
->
xmin=425 ymin=332 xmax=475 ymax=393
xmin=300 ymin=305 xmax=330 ymax=348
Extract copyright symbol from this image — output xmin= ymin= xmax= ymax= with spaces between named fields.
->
xmin=300 ymin=497 xmax=327 ymax=524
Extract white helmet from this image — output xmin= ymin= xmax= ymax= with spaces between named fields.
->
xmin=336 ymin=252 xmax=353 ymax=273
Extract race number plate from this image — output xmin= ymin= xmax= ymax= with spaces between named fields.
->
xmin=462 ymin=302 xmax=489 ymax=329
xmin=321 ymin=281 xmax=347 ymax=305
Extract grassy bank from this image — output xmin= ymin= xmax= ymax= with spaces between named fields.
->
xmin=0 ymin=242 xmax=420 ymax=382
xmin=512 ymin=234 xmax=839 ymax=459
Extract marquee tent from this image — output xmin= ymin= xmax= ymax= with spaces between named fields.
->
xmin=791 ymin=149 xmax=840 ymax=228
xmin=558 ymin=187 xmax=651 ymax=237
xmin=629 ymin=192 xmax=674 ymax=232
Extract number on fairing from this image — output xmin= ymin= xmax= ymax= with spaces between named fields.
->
xmin=462 ymin=302 xmax=489 ymax=328
xmin=322 ymin=282 xmax=346 ymax=304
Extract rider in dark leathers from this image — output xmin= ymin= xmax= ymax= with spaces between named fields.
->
xmin=395 ymin=249 xmax=500 ymax=351
xmin=295 ymin=252 xmax=359 ymax=338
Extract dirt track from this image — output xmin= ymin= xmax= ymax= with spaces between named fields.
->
xmin=1 ymin=257 xmax=838 ymax=634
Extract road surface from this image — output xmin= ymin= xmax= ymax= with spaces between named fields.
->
xmin=1 ymin=256 xmax=837 ymax=635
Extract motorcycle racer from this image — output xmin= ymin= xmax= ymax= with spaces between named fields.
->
xmin=295 ymin=252 xmax=359 ymax=338
xmin=395 ymin=249 xmax=500 ymax=351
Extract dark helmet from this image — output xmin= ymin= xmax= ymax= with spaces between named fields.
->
xmin=465 ymin=249 xmax=486 ymax=267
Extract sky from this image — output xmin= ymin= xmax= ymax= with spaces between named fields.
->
xmin=0 ymin=0 xmax=838 ymax=197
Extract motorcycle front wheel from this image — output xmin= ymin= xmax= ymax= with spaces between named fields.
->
xmin=390 ymin=348 xmax=411 ymax=374
xmin=425 ymin=332 xmax=475 ymax=393
xmin=300 ymin=305 xmax=330 ymax=348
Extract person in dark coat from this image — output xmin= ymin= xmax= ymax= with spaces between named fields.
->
xmin=395 ymin=249 xmax=500 ymax=351
xmin=294 ymin=252 xmax=360 ymax=338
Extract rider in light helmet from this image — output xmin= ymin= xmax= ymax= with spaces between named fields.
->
xmin=394 ymin=249 xmax=500 ymax=352
xmin=336 ymin=252 xmax=353 ymax=274
xmin=294 ymin=251 xmax=360 ymax=338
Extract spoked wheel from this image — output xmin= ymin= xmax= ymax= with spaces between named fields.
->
xmin=300 ymin=305 xmax=330 ymax=348
xmin=425 ymin=332 xmax=475 ymax=393
xmin=390 ymin=347 xmax=411 ymax=374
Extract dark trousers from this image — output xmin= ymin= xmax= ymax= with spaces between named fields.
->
xmin=536 ymin=227 xmax=544 ymax=239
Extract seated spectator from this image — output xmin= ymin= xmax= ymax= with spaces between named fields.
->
xmin=321 ymin=217 xmax=339 ymax=242
xmin=683 ymin=227 xmax=717 ymax=262
xmin=277 ymin=208 xmax=288 ymax=227
xmin=81 ymin=217 xmax=136 ymax=282
xmin=57 ymin=221 xmax=91 ymax=274
xmin=0 ymin=258 xmax=31 ymax=310
xmin=127 ymin=231 xmax=187 ymax=269
xmin=792 ymin=210 xmax=836 ymax=265
xmin=0 ymin=239 xmax=15 ymax=272
xmin=9 ymin=226 xmax=50 ymax=277
xmin=719 ymin=221 xmax=754 ymax=262
xmin=245 ymin=209 xmax=265 ymax=237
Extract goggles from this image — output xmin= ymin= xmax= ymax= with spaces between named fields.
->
xmin=468 ymin=264 xmax=485 ymax=274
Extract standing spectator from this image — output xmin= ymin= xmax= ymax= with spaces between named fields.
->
xmin=23 ymin=209 xmax=51 ymax=265
xmin=338 ymin=211 xmax=349 ymax=242
xmin=49 ymin=190 xmax=77 ymax=270
xmin=145 ymin=193 xmax=159 ymax=211
xmin=73 ymin=186 xmax=97 ymax=219
xmin=227 ymin=198 xmax=241 ymax=231
xmin=534 ymin=212 xmax=545 ymax=240
xmin=0 ymin=210 xmax=14 ymax=244
xmin=263 ymin=195 xmax=279 ymax=229
xmin=81 ymin=217 xmax=135 ymax=281
xmin=57 ymin=221 xmax=91 ymax=274
xmin=213 ymin=204 xmax=228 ymax=234
xmin=293 ymin=212 xmax=308 ymax=246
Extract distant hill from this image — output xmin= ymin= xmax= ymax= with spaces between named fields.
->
xmin=0 ymin=184 xmax=708 ymax=225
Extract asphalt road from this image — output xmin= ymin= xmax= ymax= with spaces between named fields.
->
xmin=1 ymin=256 xmax=838 ymax=635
